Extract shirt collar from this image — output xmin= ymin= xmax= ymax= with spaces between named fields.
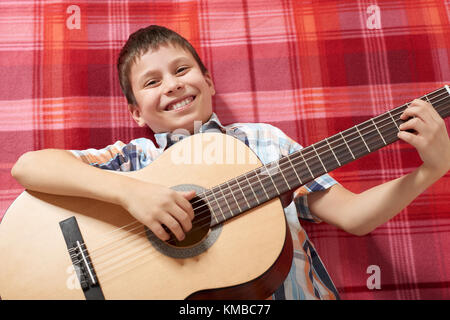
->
xmin=154 ymin=112 xmax=226 ymax=149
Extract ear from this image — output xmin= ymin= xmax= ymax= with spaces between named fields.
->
xmin=128 ymin=104 xmax=146 ymax=127
xmin=204 ymin=72 xmax=216 ymax=96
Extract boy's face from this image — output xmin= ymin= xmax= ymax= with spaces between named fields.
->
xmin=128 ymin=44 xmax=215 ymax=134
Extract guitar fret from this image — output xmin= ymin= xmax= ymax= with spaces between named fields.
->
xmin=219 ymin=185 xmax=234 ymax=218
xmin=325 ymin=137 xmax=341 ymax=166
xmin=278 ymin=157 xmax=298 ymax=188
xmin=340 ymin=132 xmax=355 ymax=159
xmin=387 ymin=109 xmax=400 ymax=131
xmin=275 ymin=161 xmax=292 ymax=191
xmin=371 ymin=118 xmax=387 ymax=145
xmin=210 ymin=189 xmax=228 ymax=221
xmin=263 ymin=166 xmax=280 ymax=195
xmin=300 ymin=151 xmax=314 ymax=178
xmin=311 ymin=143 xmax=326 ymax=172
xmin=315 ymin=140 xmax=340 ymax=173
xmin=355 ymin=125 xmax=371 ymax=152
xmin=244 ymin=174 xmax=260 ymax=204
xmin=346 ymin=126 xmax=375 ymax=159
xmin=227 ymin=181 xmax=242 ymax=212
xmin=326 ymin=134 xmax=351 ymax=167
xmin=254 ymin=170 xmax=270 ymax=200
xmin=235 ymin=177 xmax=251 ymax=209
xmin=289 ymin=153 xmax=314 ymax=184
xmin=286 ymin=154 xmax=303 ymax=184
xmin=279 ymin=163 xmax=290 ymax=186
xmin=205 ymin=193 xmax=220 ymax=225
xmin=359 ymin=120 xmax=384 ymax=152
xmin=381 ymin=109 xmax=405 ymax=145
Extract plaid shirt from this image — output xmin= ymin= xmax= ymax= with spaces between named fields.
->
xmin=70 ymin=113 xmax=340 ymax=300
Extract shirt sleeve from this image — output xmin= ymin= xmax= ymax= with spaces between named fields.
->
xmin=69 ymin=138 xmax=158 ymax=172
xmin=269 ymin=125 xmax=339 ymax=224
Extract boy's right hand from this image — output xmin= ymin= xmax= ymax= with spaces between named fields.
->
xmin=11 ymin=149 xmax=196 ymax=242
xmin=120 ymin=180 xmax=196 ymax=242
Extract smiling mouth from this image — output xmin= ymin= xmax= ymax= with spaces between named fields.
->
xmin=165 ymin=96 xmax=196 ymax=112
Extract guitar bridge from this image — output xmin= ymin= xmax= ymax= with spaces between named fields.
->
xmin=70 ymin=240 xmax=97 ymax=289
xmin=59 ymin=216 xmax=105 ymax=300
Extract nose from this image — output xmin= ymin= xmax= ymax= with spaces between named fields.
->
xmin=164 ymin=75 xmax=184 ymax=94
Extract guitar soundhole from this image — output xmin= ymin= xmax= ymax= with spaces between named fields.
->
xmin=144 ymin=184 xmax=222 ymax=259
xmin=165 ymin=195 xmax=211 ymax=248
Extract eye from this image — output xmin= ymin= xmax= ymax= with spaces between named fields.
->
xmin=144 ymin=79 xmax=159 ymax=88
xmin=176 ymin=66 xmax=189 ymax=74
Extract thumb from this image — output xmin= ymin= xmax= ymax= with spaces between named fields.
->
xmin=180 ymin=190 xmax=196 ymax=200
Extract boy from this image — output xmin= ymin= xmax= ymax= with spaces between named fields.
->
xmin=11 ymin=25 xmax=450 ymax=300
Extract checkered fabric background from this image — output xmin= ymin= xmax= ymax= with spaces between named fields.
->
xmin=1 ymin=0 xmax=450 ymax=299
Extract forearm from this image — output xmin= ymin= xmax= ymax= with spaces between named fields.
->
xmin=345 ymin=164 xmax=446 ymax=235
xmin=11 ymin=149 xmax=133 ymax=207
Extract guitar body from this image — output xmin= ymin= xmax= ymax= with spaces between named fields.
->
xmin=0 ymin=133 xmax=292 ymax=300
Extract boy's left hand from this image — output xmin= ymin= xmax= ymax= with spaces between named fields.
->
xmin=398 ymin=99 xmax=450 ymax=176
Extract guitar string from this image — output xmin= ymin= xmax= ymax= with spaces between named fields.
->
xmin=177 ymin=89 xmax=450 ymax=216
xmin=69 ymin=91 xmax=450 ymax=271
xmin=70 ymin=91 xmax=450 ymax=272
xmin=97 ymin=216 xmax=450 ymax=286
xmin=76 ymin=102 xmax=450 ymax=280
xmin=94 ymin=113 xmax=450 ymax=284
xmin=73 ymin=104 xmax=437 ymax=275
xmin=194 ymin=89 xmax=450 ymax=211
xmin=79 ymin=87 xmax=449 ymax=243
xmin=89 ymin=121 xmax=412 ymax=283
xmin=69 ymin=90 xmax=450 ymax=263
xmin=94 ymin=231 xmax=195 ymax=285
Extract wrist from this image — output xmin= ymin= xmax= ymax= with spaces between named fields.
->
xmin=416 ymin=163 xmax=447 ymax=187
xmin=112 ymin=174 xmax=138 ymax=209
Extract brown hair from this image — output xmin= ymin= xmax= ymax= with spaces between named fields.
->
xmin=117 ymin=25 xmax=208 ymax=105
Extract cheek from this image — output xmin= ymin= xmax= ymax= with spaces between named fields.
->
xmin=137 ymin=93 xmax=160 ymax=111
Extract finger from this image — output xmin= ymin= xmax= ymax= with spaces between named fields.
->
xmin=170 ymin=202 xmax=193 ymax=233
xmin=401 ymin=100 xmax=436 ymax=124
xmin=400 ymin=106 xmax=432 ymax=127
xmin=149 ymin=222 xmax=171 ymax=241
xmin=176 ymin=190 xmax=196 ymax=220
xmin=181 ymin=190 xmax=196 ymax=200
xmin=415 ymin=99 xmax=442 ymax=123
xmin=397 ymin=130 xmax=424 ymax=149
xmin=399 ymin=116 xmax=425 ymax=134
xmin=160 ymin=214 xmax=186 ymax=241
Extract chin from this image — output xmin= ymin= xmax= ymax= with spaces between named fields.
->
xmin=175 ymin=112 xmax=210 ymax=131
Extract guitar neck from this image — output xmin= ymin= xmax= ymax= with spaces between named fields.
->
xmin=206 ymin=86 xmax=450 ymax=227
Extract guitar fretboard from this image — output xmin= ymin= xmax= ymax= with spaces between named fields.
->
xmin=202 ymin=86 xmax=450 ymax=227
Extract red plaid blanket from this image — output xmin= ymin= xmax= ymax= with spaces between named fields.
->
xmin=1 ymin=0 xmax=449 ymax=299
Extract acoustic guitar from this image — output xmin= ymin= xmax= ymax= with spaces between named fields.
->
xmin=0 ymin=86 xmax=449 ymax=300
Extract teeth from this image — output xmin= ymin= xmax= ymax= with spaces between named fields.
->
xmin=167 ymin=97 xmax=193 ymax=111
